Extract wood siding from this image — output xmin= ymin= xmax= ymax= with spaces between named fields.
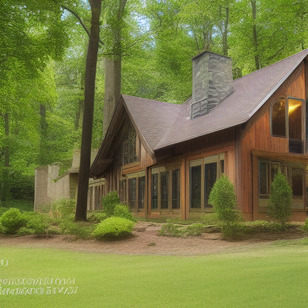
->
xmin=238 ymin=63 xmax=306 ymax=220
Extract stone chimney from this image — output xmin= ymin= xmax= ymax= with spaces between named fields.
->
xmin=191 ymin=52 xmax=233 ymax=119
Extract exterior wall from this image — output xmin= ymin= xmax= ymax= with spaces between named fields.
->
xmin=34 ymin=164 xmax=77 ymax=211
xmin=238 ymin=63 xmax=307 ymax=220
xmin=34 ymin=166 xmax=50 ymax=211
xmin=101 ymin=124 xmax=236 ymax=220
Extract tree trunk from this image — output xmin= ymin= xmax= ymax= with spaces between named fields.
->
xmin=251 ymin=0 xmax=261 ymax=70
xmin=103 ymin=55 xmax=121 ymax=136
xmin=75 ymin=0 xmax=102 ymax=221
xmin=1 ymin=113 xmax=10 ymax=202
xmin=222 ymin=6 xmax=229 ymax=56
xmin=38 ymin=104 xmax=47 ymax=165
xmin=102 ymin=0 xmax=126 ymax=137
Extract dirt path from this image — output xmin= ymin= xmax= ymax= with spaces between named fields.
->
xmin=0 ymin=222 xmax=305 ymax=256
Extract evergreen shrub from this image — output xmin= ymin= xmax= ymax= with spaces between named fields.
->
xmin=102 ymin=191 xmax=120 ymax=216
xmin=92 ymin=217 xmax=135 ymax=240
xmin=0 ymin=208 xmax=26 ymax=234
xmin=209 ymin=176 xmax=242 ymax=240
xmin=113 ymin=204 xmax=136 ymax=221
xmin=268 ymin=170 xmax=292 ymax=228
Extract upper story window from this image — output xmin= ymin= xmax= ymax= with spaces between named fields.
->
xmin=271 ymin=97 xmax=305 ymax=153
xmin=122 ymin=123 xmax=139 ymax=165
xmin=272 ymin=98 xmax=286 ymax=137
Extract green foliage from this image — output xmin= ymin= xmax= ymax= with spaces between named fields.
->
xmin=102 ymin=191 xmax=120 ymax=216
xmin=221 ymin=222 xmax=244 ymax=241
xmin=113 ymin=204 xmax=136 ymax=221
xmin=0 ymin=208 xmax=25 ymax=234
xmin=303 ymin=219 xmax=308 ymax=232
xmin=209 ymin=176 xmax=240 ymax=223
xmin=201 ymin=213 xmax=220 ymax=226
xmin=244 ymin=220 xmax=285 ymax=233
xmin=19 ymin=212 xmax=50 ymax=236
xmin=87 ymin=211 xmax=108 ymax=223
xmin=160 ymin=220 xmax=182 ymax=237
xmin=92 ymin=217 xmax=135 ymax=240
xmin=50 ymin=199 xmax=75 ymax=219
xmin=160 ymin=220 xmax=204 ymax=237
xmin=59 ymin=218 xmax=95 ymax=239
xmin=268 ymin=170 xmax=292 ymax=227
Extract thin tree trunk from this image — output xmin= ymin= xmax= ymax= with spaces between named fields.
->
xmin=38 ymin=104 xmax=47 ymax=165
xmin=1 ymin=113 xmax=10 ymax=202
xmin=75 ymin=0 xmax=102 ymax=221
xmin=251 ymin=0 xmax=261 ymax=70
xmin=222 ymin=7 xmax=229 ymax=56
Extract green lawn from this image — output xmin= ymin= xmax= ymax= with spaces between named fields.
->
xmin=1 ymin=242 xmax=308 ymax=307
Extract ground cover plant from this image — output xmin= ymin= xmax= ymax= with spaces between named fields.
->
xmin=2 ymin=244 xmax=308 ymax=307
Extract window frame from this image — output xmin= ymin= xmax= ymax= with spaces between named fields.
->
xmin=270 ymin=97 xmax=306 ymax=152
xmin=189 ymin=153 xmax=225 ymax=211
xmin=150 ymin=165 xmax=181 ymax=211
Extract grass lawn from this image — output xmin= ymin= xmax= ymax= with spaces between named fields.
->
xmin=1 ymin=242 xmax=308 ymax=307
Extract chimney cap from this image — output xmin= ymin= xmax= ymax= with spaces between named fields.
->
xmin=192 ymin=51 xmax=231 ymax=61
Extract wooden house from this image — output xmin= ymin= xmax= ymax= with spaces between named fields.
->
xmin=90 ymin=49 xmax=308 ymax=221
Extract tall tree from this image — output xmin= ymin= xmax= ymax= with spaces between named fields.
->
xmin=75 ymin=0 xmax=102 ymax=221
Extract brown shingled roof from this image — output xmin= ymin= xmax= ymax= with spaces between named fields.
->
xmin=91 ymin=49 xmax=308 ymax=176
xmin=155 ymin=49 xmax=308 ymax=150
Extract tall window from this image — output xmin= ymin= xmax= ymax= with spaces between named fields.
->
xmin=172 ymin=169 xmax=180 ymax=209
xmin=138 ymin=176 xmax=145 ymax=209
xmin=272 ymin=99 xmax=286 ymax=137
xmin=160 ymin=172 xmax=169 ymax=209
xmin=271 ymin=97 xmax=304 ymax=153
xmin=128 ymin=178 xmax=136 ymax=210
xmin=151 ymin=173 xmax=158 ymax=210
xmin=189 ymin=154 xmax=224 ymax=210
xmin=204 ymin=162 xmax=217 ymax=207
xmin=190 ymin=165 xmax=201 ymax=209
xmin=122 ymin=123 xmax=138 ymax=165
xmin=151 ymin=166 xmax=181 ymax=210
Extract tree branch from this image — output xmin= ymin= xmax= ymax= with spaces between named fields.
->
xmin=61 ymin=5 xmax=104 ymax=46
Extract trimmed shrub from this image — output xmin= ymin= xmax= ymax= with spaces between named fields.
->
xmin=209 ymin=176 xmax=240 ymax=223
xmin=201 ymin=213 xmax=220 ymax=226
xmin=0 ymin=207 xmax=9 ymax=217
xmin=268 ymin=170 xmax=292 ymax=228
xmin=209 ymin=176 xmax=242 ymax=240
xmin=92 ymin=217 xmax=135 ymax=240
xmin=0 ymin=208 xmax=26 ymax=234
xmin=113 ymin=204 xmax=136 ymax=221
xmin=102 ymin=191 xmax=120 ymax=216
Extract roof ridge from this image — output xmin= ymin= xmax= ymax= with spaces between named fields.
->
xmin=234 ymin=49 xmax=308 ymax=82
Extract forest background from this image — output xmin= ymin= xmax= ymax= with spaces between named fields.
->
xmin=0 ymin=0 xmax=307 ymax=206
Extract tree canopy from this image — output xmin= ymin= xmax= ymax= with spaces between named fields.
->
xmin=0 ymin=0 xmax=307 ymax=205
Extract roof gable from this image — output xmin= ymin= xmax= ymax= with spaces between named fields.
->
xmin=155 ymin=49 xmax=308 ymax=150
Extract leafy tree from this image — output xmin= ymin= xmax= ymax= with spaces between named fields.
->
xmin=268 ymin=170 xmax=292 ymax=228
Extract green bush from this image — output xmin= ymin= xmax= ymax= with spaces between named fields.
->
xmin=303 ymin=219 xmax=308 ymax=232
xmin=184 ymin=223 xmax=204 ymax=237
xmin=58 ymin=218 xmax=94 ymax=239
xmin=160 ymin=221 xmax=204 ymax=237
xmin=102 ymin=191 xmax=120 ymax=216
xmin=19 ymin=212 xmax=50 ymax=236
xmin=87 ymin=211 xmax=108 ymax=223
xmin=0 ymin=208 xmax=26 ymax=234
xmin=201 ymin=213 xmax=220 ymax=226
xmin=92 ymin=217 xmax=135 ymax=240
xmin=221 ymin=222 xmax=244 ymax=240
xmin=113 ymin=204 xmax=136 ymax=221
xmin=268 ymin=170 xmax=292 ymax=228
xmin=160 ymin=220 xmax=182 ymax=237
xmin=209 ymin=176 xmax=240 ymax=223
xmin=50 ymin=199 xmax=75 ymax=218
